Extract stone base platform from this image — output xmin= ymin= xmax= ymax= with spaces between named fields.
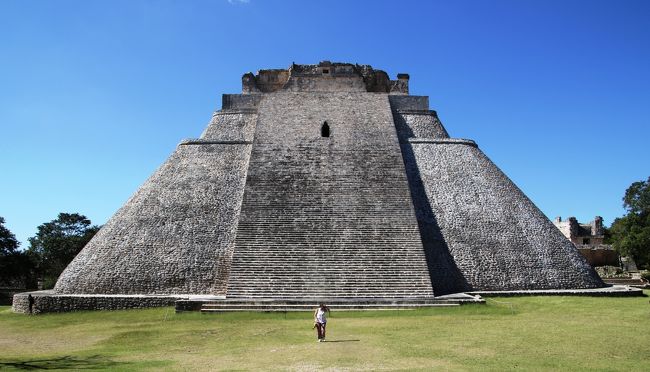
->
xmin=602 ymin=278 xmax=649 ymax=288
xmin=11 ymin=291 xmax=223 ymax=314
xmin=12 ymin=286 xmax=644 ymax=314
xmin=468 ymin=285 xmax=645 ymax=297
xmin=176 ymin=293 xmax=484 ymax=313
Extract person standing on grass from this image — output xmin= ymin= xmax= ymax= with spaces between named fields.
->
xmin=314 ymin=303 xmax=330 ymax=342
xmin=28 ymin=294 xmax=35 ymax=314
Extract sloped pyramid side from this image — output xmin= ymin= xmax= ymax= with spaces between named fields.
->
xmin=54 ymin=132 xmax=254 ymax=295
xmin=413 ymin=142 xmax=603 ymax=291
xmin=400 ymin=140 xmax=603 ymax=293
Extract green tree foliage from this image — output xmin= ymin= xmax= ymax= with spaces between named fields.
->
xmin=610 ymin=177 xmax=650 ymax=269
xmin=602 ymin=225 xmax=613 ymax=244
xmin=622 ymin=178 xmax=650 ymax=215
xmin=0 ymin=216 xmax=19 ymax=255
xmin=27 ymin=213 xmax=100 ymax=289
xmin=0 ymin=216 xmax=34 ymax=287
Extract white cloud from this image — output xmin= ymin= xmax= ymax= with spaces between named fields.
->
xmin=228 ymin=0 xmax=250 ymax=4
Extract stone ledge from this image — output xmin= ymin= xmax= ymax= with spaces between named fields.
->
xmin=11 ymin=291 xmax=203 ymax=314
xmin=406 ymin=138 xmax=478 ymax=147
xmin=213 ymin=109 xmax=258 ymax=115
xmin=468 ymin=285 xmax=645 ymax=297
xmin=394 ymin=109 xmax=439 ymax=116
xmin=14 ymin=287 xmax=642 ymax=314
xmin=179 ymin=139 xmax=253 ymax=146
xmin=176 ymin=294 xmax=484 ymax=312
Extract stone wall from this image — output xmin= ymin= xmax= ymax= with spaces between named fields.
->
xmin=553 ymin=218 xmax=576 ymax=241
xmin=552 ymin=216 xmax=613 ymax=266
xmin=388 ymin=95 xmax=429 ymax=111
xmin=13 ymin=291 xmax=178 ymax=314
xmin=241 ymin=62 xmax=409 ymax=94
xmin=578 ymin=245 xmax=619 ymax=267
xmin=200 ymin=112 xmax=257 ymax=141
xmin=221 ymin=94 xmax=262 ymax=110
xmin=553 ymin=216 xmax=606 ymax=246
xmin=282 ymin=75 xmax=368 ymax=93
xmin=393 ymin=110 xmax=449 ymax=141
xmin=255 ymin=69 xmax=291 ymax=92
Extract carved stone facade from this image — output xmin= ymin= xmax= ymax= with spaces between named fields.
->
xmin=242 ymin=61 xmax=409 ymax=94
xmin=553 ymin=216 xmax=618 ymax=267
xmin=14 ymin=62 xmax=604 ymax=313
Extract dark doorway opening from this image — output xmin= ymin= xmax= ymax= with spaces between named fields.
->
xmin=321 ymin=121 xmax=330 ymax=137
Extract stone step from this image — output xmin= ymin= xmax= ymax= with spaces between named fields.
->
xmin=229 ymin=268 xmax=426 ymax=272
xmin=230 ymin=258 xmax=426 ymax=262
xmin=226 ymin=293 xmax=436 ymax=297
xmin=225 ymin=285 xmax=432 ymax=290
xmin=227 ymin=282 xmax=431 ymax=285
xmin=602 ymin=278 xmax=648 ymax=286
xmin=203 ymin=303 xmax=458 ymax=309
xmin=226 ymin=287 xmax=432 ymax=290
xmin=225 ymin=281 xmax=431 ymax=285
xmin=227 ymin=280 xmax=430 ymax=285
xmin=229 ymin=268 xmax=425 ymax=272
xmin=174 ymin=294 xmax=484 ymax=312
xmin=226 ymin=283 xmax=432 ymax=287
xmin=227 ymin=273 xmax=430 ymax=278
xmin=230 ymin=246 xmax=422 ymax=249
xmin=226 ymin=293 xmax=436 ymax=298
xmin=199 ymin=299 xmax=448 ymax=305
xmin=225 ymin=289 xmax=434 ymax=294
xmin=200 ymin=304 xmax=459 ymax=312
xmin=228 ymin=264 xmax=428 ymax=269
xmin=229 ymin=261 xmax=427 ymax=264
xmin=232 ymin=255 xmax=423 ymax=258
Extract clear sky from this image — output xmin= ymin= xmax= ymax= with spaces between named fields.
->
xmin=1 ymin=0 xmax=648 ymax=247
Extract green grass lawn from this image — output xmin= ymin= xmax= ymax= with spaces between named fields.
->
xmin=1 ymin=293 xmax=649 ymax=371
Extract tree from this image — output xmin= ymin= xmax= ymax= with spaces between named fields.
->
xmin=623 ymin=178 xmax=650 ymax=216
xmin=0 ymin=216 xmax=19 ymax=255
xmin=27 ymin=213 xmax=100 ymax=289
xmin=610 ymin=176 xmax=650 ymax=269
xmin=0 ymin=217 xmax=34 ymax=287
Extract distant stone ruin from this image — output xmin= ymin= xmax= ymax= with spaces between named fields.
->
xmin=553 ymin=216 xmax=619 ymax=267
xmin=14 ymin=61 xmax=606 ymax=313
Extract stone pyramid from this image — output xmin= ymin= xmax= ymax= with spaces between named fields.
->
xmin=53 ymin=62 xmax=603 ymax=302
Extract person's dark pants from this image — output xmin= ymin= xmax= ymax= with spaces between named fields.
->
xmin=316 ymin=322 xmax=326 ymax=340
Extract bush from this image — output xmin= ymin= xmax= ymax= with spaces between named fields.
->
xmin=641 ymin=271 xmax=650 ymax=282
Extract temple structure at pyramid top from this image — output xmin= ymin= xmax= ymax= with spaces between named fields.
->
xmin=14 ymin=62 xmax=608 ymax=313
xmin=241 ymin=61 xmax=410 ymax=94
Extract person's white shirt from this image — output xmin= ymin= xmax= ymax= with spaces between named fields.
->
xmin=316 ymin=308 xmax=327 ymax=324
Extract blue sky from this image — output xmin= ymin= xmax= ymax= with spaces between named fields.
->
xmin=1 ymin=0 xmax=648 ymax=247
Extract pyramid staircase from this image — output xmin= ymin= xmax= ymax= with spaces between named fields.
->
xmin=224 ymin=93 xmax=436 ymax=300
